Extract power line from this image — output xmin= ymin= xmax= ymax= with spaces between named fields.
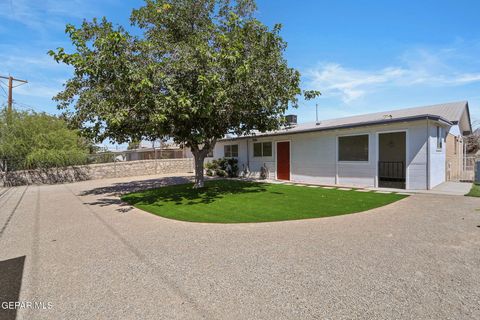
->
xmin=12 ymin=100 xmax=40 ymax=112
xmin=0 ymin=80 xmax=8 ymax=97
xmin=0 ymin=85 xmax=7 ymax=98
xmin=0 ymin=75 xmax=28 ymax=113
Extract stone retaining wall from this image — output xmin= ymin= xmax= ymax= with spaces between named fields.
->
xmin=1 ymin=159 xmax=194 ymax=186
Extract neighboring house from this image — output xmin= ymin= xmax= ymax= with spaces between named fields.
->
xmin=208 ymin=101 xmax=472 ymax=190
xmin=125 ymin=147 xmax=186 ymax=161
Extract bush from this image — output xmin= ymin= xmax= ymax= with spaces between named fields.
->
xmin=215 ymin=169 xmax=227 ymax=177
xmin=204 ymin=157 xmax=238 ymax=178
xmin=206 ymin=168 xmax=214 ymax=176
xmin=25 ymin=149 xmax=88 ymax=169
xmin=0 ymin=110 xmax=91 ymax=171
xmin=204 ymin=161 xmax=217 ymax=170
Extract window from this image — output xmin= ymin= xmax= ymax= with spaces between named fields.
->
xmin=436 ymin=126 xmax=443 ymax=150
xmin=338 ymin=135 xmax=369 ymax=161
xmin=263 ymin=142 xmax=272 ymax=157
xmin=224 ymin=144 xmax=238 ymax=157
xmin=254 ymin=143 xmax=262 ymax=157
xmin=253 ymin=142 xmax=272 ymax=157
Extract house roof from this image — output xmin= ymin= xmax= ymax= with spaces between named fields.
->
xmin=223 ymin=101 xmax=472 ymax=141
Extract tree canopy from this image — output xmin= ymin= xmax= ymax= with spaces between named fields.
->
xmin=0 ymin=110 xmax=90 ymax=170
xmin=49 ymin=0 xmax=319 ymax=187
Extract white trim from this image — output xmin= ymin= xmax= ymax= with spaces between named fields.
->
xmin=375 ymin=129 xmax=409 ymax=190
xmin=275 ymin=140 xmax=291 ymax=181
xmin=223 ymin=143 xmax=239 ymax=158
xmin=252 ymin=141 xmax=274 ymax=158
xmin=335 ymin=138 xmax=339 ymax=184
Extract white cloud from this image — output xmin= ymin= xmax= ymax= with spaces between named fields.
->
xmin=305 ymin=48 xmax=480 ymax=103
xmin=0 ymin=0 xmax=104 ymax=32
xmin=0 ymin=46 xmax=70 ymax=103
xmin=307 ymin=64 xmax=408 ymax=102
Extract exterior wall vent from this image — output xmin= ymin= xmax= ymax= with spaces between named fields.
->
xmin=285 ymin=114 xmax=297 ymax=126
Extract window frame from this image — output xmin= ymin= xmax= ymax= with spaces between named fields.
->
xmin=436 ymin=126 xmax=443 ymax=151
xmin=224 ymin=144 xmax=238 ymax=158
xmin=453 ymin=136 xmax=457 ymax=155
xmin=253 ymin=141 xmax=273 ymax=158
xmin=337 ymin=133 xmax=370 ymax=163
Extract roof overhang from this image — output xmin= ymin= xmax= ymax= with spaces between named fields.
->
xmin=460 ymin=101 xmax=473 ymax=135
xmin=220 ymin=114 xmax=453 ymax=141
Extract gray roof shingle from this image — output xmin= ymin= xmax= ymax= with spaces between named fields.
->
xmin=224 ymin=101 xmax=471 ymax=140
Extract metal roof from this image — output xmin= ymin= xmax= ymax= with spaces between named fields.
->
xmin=223 ymin=101 xmax=471 ymax=140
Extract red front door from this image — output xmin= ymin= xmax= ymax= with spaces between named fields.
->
xmin=276 ymin=141 xmax=290 ymax=180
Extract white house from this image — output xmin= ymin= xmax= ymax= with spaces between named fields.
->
xmin=208 ymin=101 xmax=472 ymax=190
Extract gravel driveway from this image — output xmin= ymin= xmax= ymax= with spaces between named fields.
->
xmin=1 ymin=174 xmax=479 ymax=320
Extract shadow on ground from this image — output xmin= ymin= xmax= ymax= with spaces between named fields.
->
xmin=0 ymin=256 xmax=25 ymax=320
xmin=79 ymin=176 xmax=195 ymax=213
xmin=81 ymin=176 xmax=194 ymax=197
xmin=122 ymin=179 xmax=270 ymax=206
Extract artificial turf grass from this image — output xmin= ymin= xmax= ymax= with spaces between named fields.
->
xmin=121 ymin=179 xmax=408 ymax=223
xmin=465 ymin=184 xmax=480 ymax=197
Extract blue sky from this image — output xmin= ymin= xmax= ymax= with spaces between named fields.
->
xmin=1 ymin=0 xmax=480 ymax=147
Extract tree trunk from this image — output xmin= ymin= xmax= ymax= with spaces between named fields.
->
xmin=192 ymin=151 xmax=206 ymax=189
xmin=190 ymin=139 xmax=216 ymax=189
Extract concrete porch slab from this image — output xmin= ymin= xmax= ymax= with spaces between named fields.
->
xmin=429 ymin=182 xmax=472 ymax=195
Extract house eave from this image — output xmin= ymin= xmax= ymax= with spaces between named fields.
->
xmin=220 ymin=114 xmax=453 ymax=142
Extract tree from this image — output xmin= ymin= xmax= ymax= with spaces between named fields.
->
xmin=49 ymin=0 xmax=319 ymax=188
xmin=127 ymin=140 xmax=141 ymax=150
xmin=465 ymin=134 xmax=480 ymax=154
xmin=0 ymin=110 xmax=90 ymax=170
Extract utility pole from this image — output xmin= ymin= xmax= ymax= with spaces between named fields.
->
xmin=0 ymin=75 xmax=28 ymax=113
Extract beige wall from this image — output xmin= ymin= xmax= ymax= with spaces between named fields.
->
xmin=1 ymin=159 xmax=194 ymax=186
xmin=445 ymin=133 xmax=464 ymax=181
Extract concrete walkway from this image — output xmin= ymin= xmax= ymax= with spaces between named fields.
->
xmin=270 ymin=179 xmax=472 ymax=196
xmin=1 ymin=174 xmax=479 ymax=319
xmin=430 ymin=181 xmax=472 ymax=195
xmin=366 ymin=181 xmax=473 ymax=196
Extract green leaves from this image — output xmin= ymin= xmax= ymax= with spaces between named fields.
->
xmin=0 ymin=110 xmax=90 ymax=170
xmin=50 ymin=0 xmax=317 ymax=178
xmin=303 ymin=90 xmax=322 ymax=100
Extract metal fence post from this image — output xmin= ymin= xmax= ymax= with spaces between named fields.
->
xmin=475 ymin=160 xmax=480 ymax=185
xmin=154 ymin=146 xmax=158 ymax=174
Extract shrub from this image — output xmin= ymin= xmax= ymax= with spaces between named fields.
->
xmin=206 ymin=168 xmax=214 ymax=176
xmin=25 ymin=149 xmax=88 ymax=169
xmin=215 ymin=169 xmax=227 ymax=177
xmin=204 ymin=161 xmax=217 ymax=170
xmin=204 ymin=157 xmax=238 ymax=178
xmin=0 ymin=110 xmax=91 ymax=171
xmin=225 ymin=158 xmax=239 ymax=178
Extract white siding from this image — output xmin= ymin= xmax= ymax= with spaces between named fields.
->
xmin=428 ymin=124 xmax=447 ymax=188
xmin=407 ymin=124 xmax=428 ymax=189
xmin=211 ymin=119 xmax=447 ymax=190
xmin=290 ymin=132 xmax=337 ymax=185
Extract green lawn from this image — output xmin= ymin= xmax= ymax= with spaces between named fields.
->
xmin=121 ymin=180 xmax=408 ymax=223
xmin=466 ymin=184 xmax=480 ymax=197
